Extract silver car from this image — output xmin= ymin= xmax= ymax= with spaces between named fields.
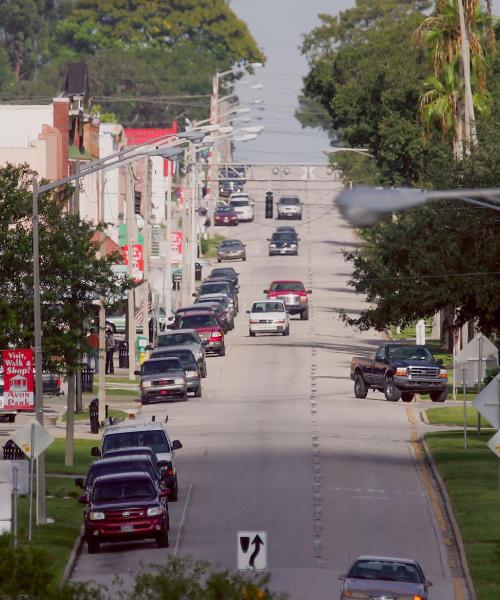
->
xmin=340 ymin=556 xmax=432 ymax=600
xmin=136 ymin=358 xmax=187 ymax=404
xmin=155 ymin=329 xmax=207 ymax=377
xmin=277 ymin=195 xmax=302 ymax=220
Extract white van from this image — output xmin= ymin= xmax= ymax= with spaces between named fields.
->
xmin=229 ymin=193 xmax=254 ymax=222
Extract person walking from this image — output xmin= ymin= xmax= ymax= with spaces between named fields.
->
xmin=105 ymin=329 xmax=115 ymax=375
xmin=86 ymin=329 xmax=100 ymax=374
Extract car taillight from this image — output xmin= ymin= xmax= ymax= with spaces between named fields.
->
xmin=57 ymin=377 xmax=62 ymax=387
xmin=211 ymin=331 xmax=222 ymax=340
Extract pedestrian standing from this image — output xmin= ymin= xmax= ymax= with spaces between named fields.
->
xmin=86 ymin=329 xmax=100 ymax=374
xmin=105 ymin=329 xmax=115 ymax=375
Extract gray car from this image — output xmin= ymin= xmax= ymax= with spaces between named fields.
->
xmin=217 ymin=239 xmax=246 ymax=262
xmin=340 ymin=556 xmax=432 ymax=600
xmin=135 ymin=357 xmax=187 ymax=404
xmin=277 ymin=195 xmax=302 ymax=219
xmin=156 ymin=329 xmax=207 ymax=377
xmin=150 ymin=347 xmax=203 ymax=397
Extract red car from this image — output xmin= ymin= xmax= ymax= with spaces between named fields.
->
xmin=174 ymin=310 xmax=226 ymax=356
xmin=214 ymin=206 xmax=239 ymax=226
xmin=82 ymin=471 xmax=170 ymax=554
xmin=264 ymin=280 xmax=312 ymax=320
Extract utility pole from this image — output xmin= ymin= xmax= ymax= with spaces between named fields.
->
xmin=164 ymin=165 xmax=173 ymax=317
xmin=126 ymin=167 xmax=137 ymax=380
xmin=180 ymin=147 xmax=192 ymax=307
xmin=190 ymin=145 xmax=197 ymax=298
xmin=31 ymin=178 xmax=46 ymax=524
xmin=457 ymin=0 xmax=477 ymax=149
xmin=98 ymin=170 xmax=106 ymax=423
xmin=142 ymin=157 xmax=152 ymax=341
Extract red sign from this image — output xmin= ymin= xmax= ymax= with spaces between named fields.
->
xmin=171 ymin=231 xmax=183 ymax=263
xmin=2 ymin=349 xmax=34 ymax=411
xmin=122 ymin=244 xmax=144 ymax=282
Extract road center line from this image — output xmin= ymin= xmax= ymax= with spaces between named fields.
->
xmin=173 ymin=482 xmax=193 ymax=556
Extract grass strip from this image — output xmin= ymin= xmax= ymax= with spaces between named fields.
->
xmin=425 ymin=431 xmax=500 ymax=600
xmin=426 ymin=405 xmax=492 ymax=428
xmin=45 ymin=438 xmax=96 ymax=475
xmin=62 ymin=408 xmax=127 ymax=423
xmin=201 ymin=234 xmax=225 ymax=258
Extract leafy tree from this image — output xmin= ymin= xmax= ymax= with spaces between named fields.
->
xmin=0 ymin=164 xmax=132 ymax=373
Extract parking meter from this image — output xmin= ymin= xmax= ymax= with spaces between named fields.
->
xmin=265 ymin=191 xmax=274 ymax=218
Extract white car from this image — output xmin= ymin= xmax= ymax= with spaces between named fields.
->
xmin=277 ymin=195 xmax=303 ymax=219
xmin=248 ymin=300 xmax=290 ymax=337
xmin=229 ymin=193 xmax=254 ymax=222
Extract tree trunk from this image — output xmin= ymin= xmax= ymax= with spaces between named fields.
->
xmin=486 ymin=0 xmax=495 ymax=52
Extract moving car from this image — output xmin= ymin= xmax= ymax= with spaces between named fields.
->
xmin=174 ymin=310 xmax=226 ymax=356
xmin=214 ymin=205 xmax=239 ymax=226
xmin=217 ymin=239 xmax=246 ymax=262
xmin=276 ymin=226 xmax=298 ymax=235
xmin=150 ymin=347 xmax=202 ymax=397
xmin=350 ymin=343 xmax=448 ymax=402
xmin=229 ymin=193 xmax=254 ymax=222
xmin=268 ymin=231 xmax=299 ymax=256
xmin=156 ymin=329 xmax=207 ymax=377
xmin=81 ymin=471 xmax=170 ymax=554
xmin=277 ymin=195 xmax=303 ymax=220
xmin=339 ymin=556 xmax=432 ymax=600
xmin=135 ymin=357 xmax=187 ymax=403
xmin=248 ymin=300 xmax=289 ymax=337
xmin=264 ymin=280 xmax=311 ymax=320
xmin=209 ymin=267 xmax=239 ymax=287
xmin=93 ymin=419 xmax=182 ymax=500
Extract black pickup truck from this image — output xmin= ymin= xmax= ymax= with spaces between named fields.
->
xmin=350 ymin=343 xmax=448 ymax=402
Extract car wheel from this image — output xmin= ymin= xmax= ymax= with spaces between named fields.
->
xmin=182 ymin=391 xmax=188 ymax=401
xmin=170 ymin=479 xmax=179 ymax=502
xmin=87 ymin=539 xmax=100 ymax=554
xmin=217 ymin=258 xmax=221 ymax=263
xmin=156 ymin=531 xmax=169 ymax=548
xmin=194 ymin=385 xmax=202 ymax=397
xmin=8 ymin=414 xmax=15 ymax=423
xmin=282 ymin=327 xmax=290 ymax=336
xmin=384 ymin=377 xmax=402 ymax=401
xmin=430 ymin=390 xmax=447 ymax=402
xmin=219 ymin=347 xmax=226 ymax=357
xmin=402 ymin=392 xmax=414 ymax=402
xmin=354 ymin=374 xmax=368 ymax=398
xmin=141 ymin=399 xmax=149 ymax=405
xmin=243 ymin=255 xmax=246 ymax=261
xmin=249 ymin=330 xmax=256 ymax=337
xmin=300 ymin=308 xmax=309 ymax=320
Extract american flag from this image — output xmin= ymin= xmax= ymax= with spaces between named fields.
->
xmin=135 ymin=292 xmax=153 ymax=324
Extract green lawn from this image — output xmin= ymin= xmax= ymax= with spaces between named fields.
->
xmin=62 ymin=408 xmax=127 ymax=423
xmin=426 ymin=405 xmax=492 ymax=428
xmin=91 ymin=383 xmax=139 ymax=397
xmin=45 ymin=438 xmax=96 ymax=475
xmin=426 ymin=431 xmax=500 ymax=600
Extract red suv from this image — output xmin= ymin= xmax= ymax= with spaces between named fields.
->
xmin=264 ymin=280 xmax=312 ymax=320
xmin=174 ymin=310 xmax=226 ymax=356
xmin=82 ymin=471 xmax=170 ymax=554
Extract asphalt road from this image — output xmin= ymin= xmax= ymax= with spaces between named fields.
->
xmin=71 ymin=180 xmax=464 ymax=599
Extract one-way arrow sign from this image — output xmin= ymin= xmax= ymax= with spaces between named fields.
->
xmin=487 ymin=431 xmax=500 ymax=459
xmin=237 ymin=531 xmax=267 ymax=570
xmin=473 ymin=374 xmax=500 ymax=430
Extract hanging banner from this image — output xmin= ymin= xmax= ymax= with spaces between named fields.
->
xmin=122 ymin=244 xmax=144 ymax=282
xmin=171 ymin=231 xmax=183 ymax=263
xmin=2 ymin=349 xmax=35 ymax=411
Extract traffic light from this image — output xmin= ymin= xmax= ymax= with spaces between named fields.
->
xmin=265 ymin=191 xmax=273 ymax=218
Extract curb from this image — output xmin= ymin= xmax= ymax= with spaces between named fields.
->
xmin=420 ymin=409 xmax=429 ymax=424
xmin=62 ymin=524 xmax=84 ymax=582
xmin=421 ymin=438 xmax=477 ymax=600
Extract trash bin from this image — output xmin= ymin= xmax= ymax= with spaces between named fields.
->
xmin=89 ymin=398 xmax=99 ymax=434
xmin=118 ymin=341 xmax=129 ymax=368
xmin=81 ymin=366 xmax=94 ymax=393
xmin=172 ymin=269 xmax=182 ymax=291
xmin=265 ymin=191 xmax=274 ymax=218
xmin=3 ymin=440 xmax=24 ymax=460
xmin=195 ymin=262 xmax=202 ymax=281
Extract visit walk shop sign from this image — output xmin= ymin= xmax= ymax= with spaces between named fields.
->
xmin=2 ymin=349 xmax=34 ymax=411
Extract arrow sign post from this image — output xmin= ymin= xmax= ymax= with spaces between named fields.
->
xmin=473 ymin=374 xmax=500 ymax=460
xmin=238 ymin=531 xmax=267 ymax=570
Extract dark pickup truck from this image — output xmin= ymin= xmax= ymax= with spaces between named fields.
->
xmin=350 ymin=343 xmax=448 ymax=402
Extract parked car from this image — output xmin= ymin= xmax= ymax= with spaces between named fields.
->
xmin=92 ymin=419 xmax=182 ymax=501
xmin=277 ymin=195 xmax=303 ymax=219
xmin=217 ymin=239 xmax=246 ymax=262
xmin=200 ymin=277 xmax=239 ymax=312
xmin=135 ymin=357 xmax=187 ymax=404
xmin=81 ymin=471 xmax=170 ymax=554
xmin=229 ymin=193 xmax=254 ymax=222
xmin=174 ymin=304 xmax=228 ymax=333
xmin=155 ymin=329 xmax=207 ymax=377
xmin=264 ymin=280 xmax=311 ymax=320
xmin=350 ymin=343 xmax=448 ymax=402
xmin=339 ymin=556 xmax=432 ymax=600
xmin=196 ymin=295 xmax=235 ymax=331
xmin=209 ymin=267 xmax=239 ymax=287
xmin=196 ymin=280 xmax=238 ymax=314
xmin=150 ymin=347 xmax=202 ymax=397
xmin=174 ymin=310 xmax=225 ymax=356
xmin=268 ymin=231 xmax=299 ymax=256
xmin=248 ymin=300 xmax=289 ymax=337
xmin=214 ymin=205 xmax=239 ymax=226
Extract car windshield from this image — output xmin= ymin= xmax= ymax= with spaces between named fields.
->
xmin=387 ymin=346 xmax=433 ymax=361
xmin=92 ymin=478 xmax=156 ymax=502
xmin=157 ymin=333 xmax=198 ymax=347
xmin=86 ymin=460 xmax=156 ymax=487
xmin=142 ymin=359 xmax=182 ymax=374
xmin=230 ymin=199 xmax=250 ymax=207
xmin=270 ymin=282 xmax=305 ymax=292
xmin=102 ymin=430 xmax=170 ymax=454
xmin=216 ymin=206 xmax=234 ymax=213
xmin=211 ymin=269 xmax=236 ymax=278
xmin=279 ymin=197 xmax=300 ymax=205
xmin=152 ymin=350 xmax=196 ymax=369
xmin=199 ymin=296 xmax=228 ymax=309
xmin=271 ymin=233 xmax=296 ymax=242
xmin=179 ymin=314 xmax=218 ymax=328
xmin=252 ymin=302 xmax=285 ymax=313
xmin=348 ymin=560 xmax=422 ymax=583
xmin=199 ymin=283 xmax=230 ymax=295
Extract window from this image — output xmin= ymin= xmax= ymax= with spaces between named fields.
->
xmin=279 ymin=197 xmax=300 ymax=205
xmin=179 ymin=314 xmax=218 ymax=329
xmin=375 ymin=347 xmax=386 ymax=362
xmin=92 ymin=478 xmax=156 ymax=502
xmin=153 ymin=350 xmax=196 ymax=369
xmin=102 ymin=430 xmax=170 ymax=454
xmin=158 ymin=333 xmax=197 ymax=347
xmin=387 ymin=345 xmax=433 ymax=361
xmin=252 ymin=302 xmax=285 ymax=313
xmin=348 ymin=560 xmax=422 ymax=584
xmin=142 ymin=359 xmax=182 ymax=374
xmin=270 ymin=282 xmax=305 ymax=292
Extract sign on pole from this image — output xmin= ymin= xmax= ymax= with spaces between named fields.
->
xmin=473 ymin=375 xmax=500 ymax=431
xmin=122 ymin=243 xmax=144 ymax=282
xmin=10 ymin=421 xmax=54 ymax=459
xmin=237 ymin=531 xmax=267 ymax=570
xmin=2 ymin=349 xmax=35 ymax=411
xmin=171 ymin=231 xmax=183 ymax=263
xmin=487 ymin=431 xmax=500 ymax=459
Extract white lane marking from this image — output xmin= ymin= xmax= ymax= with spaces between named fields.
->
xmin=173 ymin=482 xmax=193 ymax=556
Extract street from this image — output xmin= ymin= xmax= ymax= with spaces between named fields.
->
xmin=71 ymin=181 xmax=465 ymax=599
